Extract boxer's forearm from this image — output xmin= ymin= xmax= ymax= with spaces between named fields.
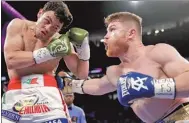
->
xmin=174 ymin=71 xmax=189 ymax=98
xmin=64 ymin=53 xmax=89 ymax=79
xmin=82 ymin=79 xmax=115 ymax=95
xmin=67 ymin=75 xmax=114 ymax=95
xmin=75 ymin=60 xmax=89 ymax=79
xmin=72 ymin=78 xmax=109 ymax=95
xmin=5 ymin=51 xmax=35 ymax=69
xmin=82 ymin=79 xmax=103 ymax=95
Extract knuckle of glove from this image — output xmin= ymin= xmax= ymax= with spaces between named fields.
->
xmin=68 ymin=27 xmax=89 ymax=45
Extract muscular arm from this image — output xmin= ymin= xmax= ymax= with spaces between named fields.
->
xmin=80 ymin=75 xmax=116 ymax=95
xmin=4 ymin=19 xmax=35 ymax=69
xmin=63 ymin=43 xmax=89 ymax=79
xmin=154 ymin=43 xmax=189 ymax=98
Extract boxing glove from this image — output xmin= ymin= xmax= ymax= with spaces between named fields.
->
xmin=117 ymin=72 xmax=176 ymax=107
xmin=67 ymin=27 xmax=90 ymax=61
xmin=56 ymin=74 xmax=85 ymax=94
xmin=56 ymin=72 xmax=72 ymax=90
xmin=33 ymin=34 xmax=72 ymax=64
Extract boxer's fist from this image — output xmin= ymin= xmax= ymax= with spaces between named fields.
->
xmin=56 ymin=73 xmax=72 ymax=90
xmin=56 ymin=72 xmax=85 ymax=94
xmin=33 ymin=34 xmax=72 ymax=64
xmin=117 ymin=72 xmax=175 ymax=107
xmin=67 ymin=27 xmax=90 ymax=60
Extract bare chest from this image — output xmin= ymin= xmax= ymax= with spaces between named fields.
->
xmin=131 ymin=57 xmax=165 ymax=79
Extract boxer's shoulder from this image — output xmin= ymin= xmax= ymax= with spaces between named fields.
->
xmin=7 ymin=18 xmax=25 ymax=31
xmin=148 ymin=43 xmax=177 ymax=63
xmin=150 ymin=43 xmax=175 ymax=54
xmin=9 ymin=18 xmax=24 ymax=24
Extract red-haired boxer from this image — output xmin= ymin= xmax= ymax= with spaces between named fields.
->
xmin=2 ymin=1 xmax=90 ymax=123
xmin=61 ymin=12 xmax=189 ymax=123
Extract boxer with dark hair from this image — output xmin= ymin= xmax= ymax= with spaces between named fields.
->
xmin=2 ymin=1 xmax=90 ymax=123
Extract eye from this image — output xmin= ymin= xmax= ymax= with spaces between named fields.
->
xmin=45 ymin=19 xmax=50 ymax=24
xmin=110 ymin=28 xmax=115 ymax=32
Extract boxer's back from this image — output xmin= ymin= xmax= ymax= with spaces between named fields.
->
xmin=106 ymin=45 xmax=188 ymax=122
xmin=6 ymin=19 xmax=61 ymax=79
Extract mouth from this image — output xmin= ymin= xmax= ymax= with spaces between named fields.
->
xmin=103 ymin=42 xmax=108 ymax=50
xmin=105 ymin=45 xmax=108 ymax=50
xmin=41 ymin=31 xmax=46 ymax=36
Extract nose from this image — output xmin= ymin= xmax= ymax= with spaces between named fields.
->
xmin=104 ymin=32 xmax=109 ymax=40
xmin=44 ymin=25 xmax=51 ymax=34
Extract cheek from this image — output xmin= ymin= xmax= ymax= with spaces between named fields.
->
xmin=36 ymin=24 xmax=42 ymax=31
xmin=111 ymin=31 xmax=124 ymax=41
xmin=110 ymin=32 xmax=117 ymax=40
xmin=37 ymin=19 xmax=45 ymax=28
xmin=110 ymin=39 xmax=126 ymax=54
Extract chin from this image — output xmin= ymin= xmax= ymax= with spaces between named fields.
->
xmin=36 ymin=33 xmax=44 ymax=40
xmin=106 ymin=51 xmax=117 ymax=57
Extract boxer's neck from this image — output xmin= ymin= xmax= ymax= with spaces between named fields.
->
xmin=29 ymin=24 xmax=37 ymax=37
xmin=119 ymin=41 xmax=145 ymax=63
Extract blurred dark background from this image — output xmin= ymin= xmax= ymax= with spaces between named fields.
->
xmin=1 ymin=1 xmax=189 ymax=123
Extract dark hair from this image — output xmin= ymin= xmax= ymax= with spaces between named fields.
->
xmin=43 ymin=1 xmax=73 ymax=28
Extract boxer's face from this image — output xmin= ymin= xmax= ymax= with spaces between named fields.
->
xmin=64 ymin=94 xmax=74 ymax=106
xmin=36 ymin=10 xmax=63 ymax=41
xmin=104 ymin=20 xmax=129 ymax=57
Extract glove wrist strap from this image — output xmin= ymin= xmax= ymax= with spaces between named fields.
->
xmin=153 ymin=78 xmax=176 ymax=99
xmin=72 ymin=80 xmax=85 ymax=94
xmin=75 ymin=37 xmax=90 ymax=61
xmin=33 ymin=48 xmax=55 ymax=64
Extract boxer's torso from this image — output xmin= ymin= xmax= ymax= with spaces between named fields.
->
xmin=7 ymin=20 xmax=61 ymax=79
xmin=106 ymin=45 xmax=189 ymax=122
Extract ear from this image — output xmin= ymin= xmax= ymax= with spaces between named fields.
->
xmin=37 ymin=9 xmax=43 ymax=19
xmin=128 ymin=29 xmax=136 ymax=40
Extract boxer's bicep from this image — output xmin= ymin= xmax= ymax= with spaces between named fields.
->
xmin=163 ymin=58 xmax=189 ymax=77
xmin=156 ymin=44 xmax=189 ymax=97
xmin=4 ymin=19 xmax=25 ymax=66
xmin=154 ymin=43 xmax=189 ymax=77
xmin=4 ymin=18 xmax=24 ymax=53
xmin=4 ymin=19 xmax=36 ymax=69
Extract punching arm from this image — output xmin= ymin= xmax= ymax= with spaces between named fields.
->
xmin=57 ymin=75 xmax=116 ymax=95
